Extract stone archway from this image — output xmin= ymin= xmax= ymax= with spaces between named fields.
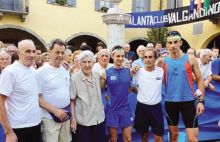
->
xmin=66 ymin=32 xmax=107 ymax=53
xmin=127 ymin=37 xmax=148 ymax=53
xmin=205 ymin=33 xmax=220 ymax=49
xmin=0 ymin=25 xmax=47 ymax=51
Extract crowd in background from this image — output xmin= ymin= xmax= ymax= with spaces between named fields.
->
xmin=0 ymin=34 xmax=220 ymax=142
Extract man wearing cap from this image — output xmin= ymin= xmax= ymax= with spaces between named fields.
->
xmin=157 ymin=31 xmax=205 ymax=142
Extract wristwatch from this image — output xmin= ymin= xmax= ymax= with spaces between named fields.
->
xmin=198 ymin=99 xmax=205 ymax=105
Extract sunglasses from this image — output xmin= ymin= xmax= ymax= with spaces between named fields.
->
xmin=167 ymin=31 xmax=181 ymax=37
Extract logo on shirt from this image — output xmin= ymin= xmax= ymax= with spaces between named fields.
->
xmin=172 ymin=68 xmax=178 ymax=76
xmin=110 ymin=76 xmax=117 ymax=80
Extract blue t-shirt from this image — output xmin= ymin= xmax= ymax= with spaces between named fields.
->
xmin=106 ymin=67 xmax=131 ymax=110
xmin=164 ymin=54 xmax=194 ymax=102
xmin=212 ymin=59 xmax=220 ymax=75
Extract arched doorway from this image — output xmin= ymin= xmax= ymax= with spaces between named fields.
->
xmin=181 ymin=38 xmax=191 ymax=53
xmin=0 ymin=25 xmax=47 ymax=51
xmin=206 ymin=34 xmax=220 ymax=49
xmin=66 ymin=33 xmax=106 ymax=53
xmin=128 ymin=38 xmax=148 ymax=53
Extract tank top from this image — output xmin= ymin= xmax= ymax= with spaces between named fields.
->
xmin=163 ymin=54 xmax=194 ymax=102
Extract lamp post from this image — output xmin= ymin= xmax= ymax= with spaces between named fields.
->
xmin=102 ymin=0 xmax=130 ymax=50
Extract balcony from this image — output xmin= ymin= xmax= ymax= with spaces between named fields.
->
xmin=0 ymin=0 xmax=29 ymax=22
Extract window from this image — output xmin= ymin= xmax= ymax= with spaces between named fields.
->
xmin=167 ymin=0 xmax=183 ymax=9
xmin=95 ymin=0 xmax=113 ymax=12
xmin=1 ymin=0 xmax=22 ymax=11
xmin=47 ymin=0 xmax=76 ymax=7
xmin=132 ymin=0 xmax=151 ymax=12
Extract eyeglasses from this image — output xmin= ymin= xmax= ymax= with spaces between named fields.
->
xmin=167 ymin=31 xmax=181 ymax=37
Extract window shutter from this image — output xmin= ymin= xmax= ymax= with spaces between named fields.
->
xmin=14 ymin=0 xmax=22 ymax=11
xmin=177 ymin=0 xmax=183 ymax=8
xmin=132 ymin=0 xmax=137 ymax=12
xmin=144 ymin=0 xmax=151 ymax=12
xmin=67 ymin=0 xmax=76 ymax=6
xmin=167 ymin=0 xmax=174 ymax=9
xmin=95 ymin=0 xmax=100 ymax=10
xmin=48 ymin=0 xmax=56 ymax=3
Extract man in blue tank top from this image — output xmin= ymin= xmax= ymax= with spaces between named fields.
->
xmin=101 ymin=45 xmax=134 ymax=142
xmin=157 ymin=31 xmax=205 ymax=142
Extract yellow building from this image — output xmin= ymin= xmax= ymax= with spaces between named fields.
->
xmin=0 ymin=0 xmax=219 ymax=52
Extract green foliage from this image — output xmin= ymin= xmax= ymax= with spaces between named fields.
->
xmin=100 ymin=6 xmax=109 ymax=12
xmin=147 ymin=27 xmax=169 ymax=45
xmin=56 ymin=0 xmax=66 ymax=5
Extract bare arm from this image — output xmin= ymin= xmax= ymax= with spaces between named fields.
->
xmin=100 ymin=72 xmax=106 ymax=90
xmin=70 ymin=99 xmax=76 ymax=133
xmin=212 ymin=75 xmax=220 ymax=81
xmin=190 ymin=56 xmax=205 ymax=99
xmin=156 ymin=57 xmax=164 ymax=68
xmin=0 ymin=95 xmax=17 ymax=142
xmin=190 ymin=56 xmax=205 ymax=115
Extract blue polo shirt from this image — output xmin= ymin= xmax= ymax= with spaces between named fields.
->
xmin=106 ymin=67 xmax=131 ymax=110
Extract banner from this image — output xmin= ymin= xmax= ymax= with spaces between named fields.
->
xmin=125 ymin=0 xmax=220 ymax=28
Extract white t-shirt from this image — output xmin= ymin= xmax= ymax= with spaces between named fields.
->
xmin=93 ymin=63 xmax=113 ymax=75
xmin=0 ymin=61 xmax=41 ymax=128
xmin=133 ymin=67 xmax=164 ymax=105
xmin=36 ymin=63 xmax=70 ymax=119
xmin=198 ymin=59 xmax=212 ymax=80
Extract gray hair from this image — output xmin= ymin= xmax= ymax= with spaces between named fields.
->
xmin=200 ymin=49 xmax=212 ymax=58
xmin=18 ymin=39 xmax=35 ymax=50
xmin=65 ymin=48 xmax=72 ymax=56
xmin=136 ymin=45 xmax=146 ymax=53
xmin=78 ymin=50 xmax=96 ymax=63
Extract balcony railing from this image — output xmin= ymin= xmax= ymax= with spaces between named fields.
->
xmin=0 ymin=0 xmax=29 ymax=22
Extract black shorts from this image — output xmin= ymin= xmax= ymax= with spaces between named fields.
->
xmin=13 ymin=123 xmax=41 ymax=142
xmin=165 ymin=101 xmax=198 ymax=128
xmin=134 ymin=102 xmax=164 ymax=136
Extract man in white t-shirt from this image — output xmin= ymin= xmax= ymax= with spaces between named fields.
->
xmin=36 ymin=39 xmax=72 ymax=142
xmin=0 ymin=39 xmax=41 ymax=142
xmin=93 ymin=49 xmax=113 ymax=107
xmin=133 ymin=48 xmax=164 ymax=142
xmin=93 ymin=49 xmax=113 ymax=75
xmin=198 ymin=49 xmax=215 ymax=91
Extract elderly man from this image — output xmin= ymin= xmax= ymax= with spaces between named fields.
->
xmin=124 ymin=43 xmax=136 ymax=62
xmin=6 ymin=45 xmax=17 ymax=57
xmin=70 ymin=50 xmax=105 ymax=142
xmin=0 ymin=39 xmax=41 ymax=142
xmin=0 ymin=52 xmax=11 ymax=74
xmin=93 ymin=49 xmax=113 ymax=74
xmin=36 ymin=39 xmax=72 ymax=142
xmin=198 ymin=49 xmax=214 ymax=91
xmin=132 ymin=45 xmax=146 ymax=68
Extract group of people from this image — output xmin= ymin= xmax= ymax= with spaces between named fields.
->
xmin=0 ymin=30 xmax=218 ymax=142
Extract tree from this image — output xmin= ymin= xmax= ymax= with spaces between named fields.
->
xmin=147 ymin=27 xmax=169 ymax=45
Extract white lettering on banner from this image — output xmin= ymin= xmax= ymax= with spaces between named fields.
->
xmin=127 ymin=1 xmax=220 ymax=27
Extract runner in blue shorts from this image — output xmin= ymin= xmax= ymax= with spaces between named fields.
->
xmin=101 ymin=45 xmax=134 ymax=142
